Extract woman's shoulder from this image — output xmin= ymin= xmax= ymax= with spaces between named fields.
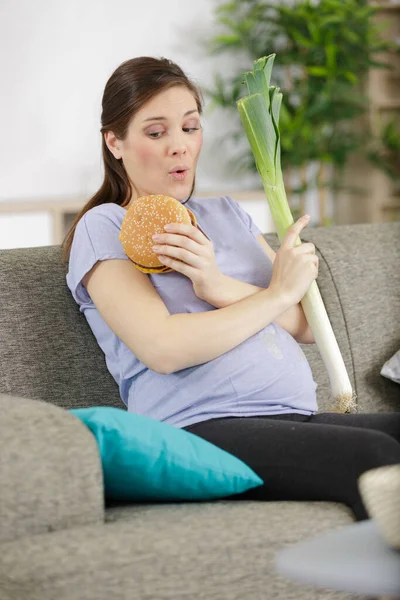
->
xmin=67 ymin=202 xmax=128 ymax=304
xmin=83 ymin=202 xmax=126 ymax=223
xmin=73 ymin=203 xmax=126 ymax=239
xmin=71 ymin=202 xmax=128 ymax=259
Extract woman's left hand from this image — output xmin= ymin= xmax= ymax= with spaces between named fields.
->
xmin=151 ymin=223 xmax=222 ymax=301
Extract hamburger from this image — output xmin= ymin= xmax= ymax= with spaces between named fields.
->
xmin=119 ymin=194 xmax=198 ymax=274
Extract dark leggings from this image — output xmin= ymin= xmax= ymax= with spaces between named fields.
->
xmin=183 ymin=411 xmax=400 ymax=521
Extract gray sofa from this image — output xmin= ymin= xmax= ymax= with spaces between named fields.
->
xmin=0 ymin=221 xmax=399 ymax=600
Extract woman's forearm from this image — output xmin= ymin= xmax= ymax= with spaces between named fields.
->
xmin=202 ymin=274 xmax=314 ymax=344
xmin=203 ymin=274 xmax=262 ymax=307
xmin=159 ymin=286 xmax=292 ymax=373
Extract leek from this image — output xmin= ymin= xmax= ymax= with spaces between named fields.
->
xmin=237 ymin=54 xmax=356 ymax=413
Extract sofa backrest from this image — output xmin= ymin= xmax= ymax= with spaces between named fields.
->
xmin=301 ymin=222 xmax=400 ymax=413
xmin=0 ymin=245 xmax=125 ymax=411
xmin=0 ymin=222 xmax=398 ymax=413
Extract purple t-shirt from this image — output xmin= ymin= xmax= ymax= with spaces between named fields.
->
xmin=66 ymin=195 xmax=317 ymax=428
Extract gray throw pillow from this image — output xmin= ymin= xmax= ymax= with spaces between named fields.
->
xmin=381 ymin=350 xmax=400 ymax=385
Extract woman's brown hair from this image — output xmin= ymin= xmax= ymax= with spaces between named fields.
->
xmin=61 ymin=56 xmax=204 ymax=264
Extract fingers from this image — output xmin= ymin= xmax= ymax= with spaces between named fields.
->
xmin=281 ymin=215 xmax=310 ymax=250
xmin=152 ymin=233 xmax=201 ymax=257
xmin=294 ymin=242 xmax=315 ymax=255
xmin=157 ymin=254 xmax=192 ymax=277
xmin=303 ymin=253 xmax=319 ymax=267
xmin=154 ymin=244 xmax=202 ymax=268
xmin=152 ymin=224 xmax=207 ymax=254
xmin=298 ymin=252 xmax=319 ymax=277
xmin=308 ymin=254 xmax=319 ymax=276
xmin=162 ymin=223 xmax=208 ymax=245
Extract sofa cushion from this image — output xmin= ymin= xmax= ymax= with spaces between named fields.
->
xmin=0 ymin=501 xmax=354 ymax=600
xmin=0 ymin=394 xmax=104 ymax=544
xmin=69 ymin=406 xmax=263 ymax=502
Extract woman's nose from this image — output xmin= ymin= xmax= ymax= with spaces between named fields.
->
xmin=168 ymin=132 xmax=187 ymax=155
xmin=170 ymin=144 xmax=186 ymax=156
xmin=172 ymin=147 xmax=186 ymax=156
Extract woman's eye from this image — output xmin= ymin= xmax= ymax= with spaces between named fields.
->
xmin=148 ymin=127 xmax=200 ymax=139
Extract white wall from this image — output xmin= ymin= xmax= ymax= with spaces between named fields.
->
xmin=1 ymin=0 xmax=259 ymax=196
xmin=0 ymin=0 xmax=293 ymax=248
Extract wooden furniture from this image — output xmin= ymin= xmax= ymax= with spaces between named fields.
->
xmin=337 ymin=1 xmax=400 ymax=224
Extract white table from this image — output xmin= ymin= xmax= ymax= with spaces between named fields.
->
xmin=275 ymin=519 xmax=400 ymax=598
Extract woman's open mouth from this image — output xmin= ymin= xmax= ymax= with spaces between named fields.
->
xmin=170 ymin=169 xmax=188 ymax=181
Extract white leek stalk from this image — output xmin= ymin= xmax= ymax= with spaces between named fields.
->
xmin=237 ymin=54 xmax=356 ymax=413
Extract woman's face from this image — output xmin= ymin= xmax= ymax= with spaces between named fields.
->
xmin=105 ymin=85 xmax=203 ymax=206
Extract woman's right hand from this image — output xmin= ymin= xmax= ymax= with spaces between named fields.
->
xmin=269 ymin=215 xmax=319 ymax=307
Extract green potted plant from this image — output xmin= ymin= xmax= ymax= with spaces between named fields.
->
xmin=367 ymin=119 xmax=400 ymax=189
xmin=205 ymin=0 xmax=395 ymax=224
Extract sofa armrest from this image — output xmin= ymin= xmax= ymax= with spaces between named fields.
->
xmin=0 ymin=394 xmax=104 ymax=544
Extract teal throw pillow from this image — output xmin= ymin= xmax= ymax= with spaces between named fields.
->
xmin=69 ymin=406 xmax=263 ymax=502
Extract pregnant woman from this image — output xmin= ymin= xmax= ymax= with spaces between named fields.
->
xmin=63 ymin=56 xmax=400 ymax=521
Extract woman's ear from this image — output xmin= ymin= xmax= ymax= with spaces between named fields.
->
xmin=104 ymin=131 xmax=122 ymax=160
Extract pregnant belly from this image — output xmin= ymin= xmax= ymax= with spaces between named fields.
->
xmin=131 ymin=323 xmax=318 ymax=422
xmin=226 ymin=323 xmax=317 ymax=409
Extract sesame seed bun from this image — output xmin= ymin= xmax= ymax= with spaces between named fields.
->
xmin=119 ymin=194 xmax=197 ymax=274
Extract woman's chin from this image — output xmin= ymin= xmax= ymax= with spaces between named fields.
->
xmin=167 ymin=184 xmax=193 ymax=202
